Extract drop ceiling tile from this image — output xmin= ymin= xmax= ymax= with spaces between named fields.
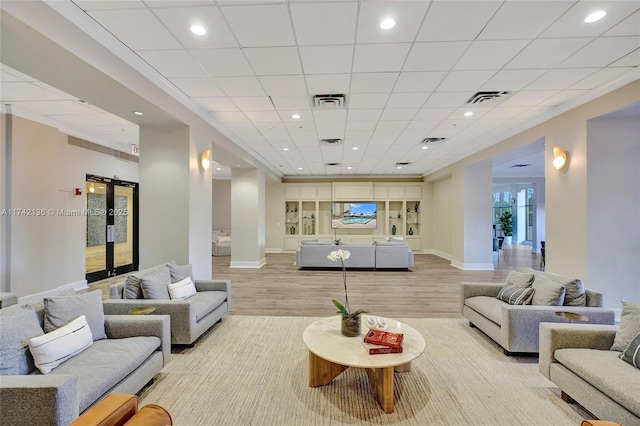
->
xmin=559 ymin=36 xmax=640 ymax=68
xmin=290 ymin=2 xmax=357 ymax=45
xmin=345 ymin=130 xmax=373 ymax=141
xmin=375 ymin=121 xmax=409 ymax=132
xmin=437 ymin=71 xmax=496 ymax=92
xmin=223 ymin=123 xmax=257 ymax=132
xmin=356 ymin=1 xmax=429 ymax=43
xmin=212 ymin=111 xmax=250 ymax=123
xmin=190 ymin=49 xmax=254 ymax=77
xmin=525 ymin=68 xmax=596 ymax=90
xmin=455 ymin=40 xmax=530 ymax=70
xmin=85 ymin=10 xmax=176 ymax=48
xmin=416 ymin=1 xmax=502 ymax=41
xmin=313 ymin=109 xmax=348 ymax=122
xmin=482 ymin=107 xmax=530 ymax=120
xmin=244 ymin=111 xmax=282 ymax=122
xmin=305 ymin=74 xmax=351 ymax=95
xmin=269 ymin=95 xmax=310 ymax=110
xmin=353 ymin=44 xmax=411 ymax=73
xmin=450 ymin=107 xmax=492 ymax=120
xmin=0 ymin=82 xmax=67 ymax=101
xmin=74 ymin=1 xmax=145 ymax=10
xmin=350 ymin=73 xmax=398 ymax=93
xmin=243 ymin=47 xmax=303 ymax=75
xmin=393 ymin=72 xmax=445 ymax=93
xmin=299 ymin=45 xmax=354 ymax=74
xmin=403 ymin=42 xmax=470 ymax=71
xmin=347 ymin=109 xmax=383 ymax=121
xmin=283 ymin=119 xmax=315 ymax=132
xmin=570 ymin=67 xmax=636 ymax=90
xmin=348 ymin=93 xmax=389 ymax=109
xmin=481 ymin=69 xmax=548 ymax=91
xmin=220 ymin=4 xmax=295 ymax=47
xmin=610 ymin=50 xmax=640 ymax=67
xmin=153 ymin=6 xmax=237 ymax=49
xmin=258 ymin=75 xmax=307 ymax=96
xmin=538 ymin=90 xmax=589 ymax=107
xmin=138 ymin=50 xmax=207 ymax=78
xmin=499 ymin=90 xmax=559 ymax=107
xmin=542 ymin=1 xmax=640 ymax=38
xmin=346 ymin=121 xmax=378 ymax=131
xmin=213 ymin=76 xmax=265 ymax=96
xmin=169 ymin=78 xmax=225 ymax=97
xmin=505 ymin=38 xmax=593 ymax=69
xmin=405 ymin=120 xmax=442 ymax=131
xmin=231 ymin=96 xmax=274 ymax=111
xmin=477 ymin=1 xmax=574 ymax=40
xmin=386 ymin=93 xmax=429 ymax=109
xmin=604 ymin=9 xmax=640 ymax=37
xmin=414 ymin=106 xmax=457 ymax=119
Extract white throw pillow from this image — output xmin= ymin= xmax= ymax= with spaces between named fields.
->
xmin=168 ymin=277 xmax=197 ymax=300
xmin=217 ymin=235 xmax=231 ymax=243
xmin=28 ymin=315 xmax=93 ymax=374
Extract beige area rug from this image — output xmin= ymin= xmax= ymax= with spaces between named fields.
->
xmin=139 ymin=316 xmax=590 ymax=426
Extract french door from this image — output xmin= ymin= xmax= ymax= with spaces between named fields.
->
xmin=85 ymin=175 xmax=138 ymax=283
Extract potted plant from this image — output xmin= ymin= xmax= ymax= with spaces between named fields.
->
xmin=498 ymin=211 xmax=513 ymax=245
xmin=328 ymin=249 xmax=367 ymax=337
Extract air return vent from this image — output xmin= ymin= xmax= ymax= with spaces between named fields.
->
xmin=320 ymin=138 xmax=343 ymax=146
xmin=325 ymin=162 xmax=341 ymax=166
xmin=421 ymin=137 xmax=446 ymax=144
xmin=395 ymin=162 xmax=411 ymax=166
xmin=313 ymin=94 xmax=346 ymax=108
xmin=511 ymin=164 xmax=531 ymax=168
xmin=466 ymin=91 xmax=511 ymax=105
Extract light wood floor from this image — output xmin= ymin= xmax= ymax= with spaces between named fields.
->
xmin=91 ymin=245 xmax=542 ymax=318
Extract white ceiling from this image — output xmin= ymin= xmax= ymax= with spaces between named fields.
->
xmin=1 ymin=0 xmax=639 ymax=180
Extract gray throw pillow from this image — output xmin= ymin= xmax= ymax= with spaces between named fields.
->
xmin=166 ymin=262 xmax=195 ymax=283
xmin=124 ymin=275 xmax=143 ymax=299
xmin=43 ymin=290 xmax=107 ymax=341
xmin=611 ymin=300 xmax=640 ymax=351
xmin=497 ymin=284 xmax=535 ymax=305
xmin=140 ymin=268 xmax=171 ymax=300
xmin=531 ymin=275 xmax=566 ymax=306
xmin=537 ymin=271 xmax=586 ymax=306
xmin=619 ymin=332 xmax=640 ymax=368
xmin=506 ymin=270 xmax=535 ymax=288
xmin=0 ymin=305 xmax=44 ymax=375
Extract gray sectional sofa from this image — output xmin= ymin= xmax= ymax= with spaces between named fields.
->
xmin=539 ymin=323 xmax=640 ymax=424
xmin=104 ymin=263 xmax=231 ymax=345
xmin=296 ymin=240 xmax=414 ymax=269
xmin=0 ymin=299 xmax=170 ymax=426
xmin=461 ymin=269 xmax=615 ymax=354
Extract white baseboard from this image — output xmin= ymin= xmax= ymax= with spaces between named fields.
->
xmin=451 ymin=261 xmax=494 ymax=271
xmin=18 ymin=280 xmax=89 ymax=305
xmin=265 ymin=248 xmax=282 ymax=253
xmin=230 ymin=258 xmax=267 ymax=269
xmin=431 ymin=250 xmax=452 ymax=260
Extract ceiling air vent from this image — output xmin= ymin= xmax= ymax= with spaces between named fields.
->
xmin=511 ymin=164 xmax=531 ymax=168
xmin=320 ymin=138 xmax=343 ymax=146
xmin=466 ymin=91 xmax=511 ymax=105
xmin=395 ymin=162 xmax=411 ymax=167
xmin=313 ymin=94 xmax=346 ymax=108
xmin=325 ymin=162 xmax=341 ymax=167
xmin=421 ymin=137 xmax=446 ymax=144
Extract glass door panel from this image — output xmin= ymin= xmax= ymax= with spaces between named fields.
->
xmin=85 ymin=181 xmax=107 ymax=275
xmin=114 ymin=185 xmax=133 ymax=268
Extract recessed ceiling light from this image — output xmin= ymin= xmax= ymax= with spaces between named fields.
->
xmin=584 ymin=11 xmax=606 ymax=23
xmin=283 ymin=148 xmax=289 ymax=151
xmin=134 ymin=111 xmax=143 ymax=116
xmin=291 ymin=113 xmax=300 ymax=119
xmin=191 ymin=25 xmax=206 ymax=35
xmin=352 ymin=147 xmax=359 ymax=150
xmin=236 ymin=164 xmax=241 ymax=167
xmin=464 ymin=111 xmax=474 ymax=117
xmin=421 ymin=146 xmax=429 ymax=150
xmin=297 ymin=167 xmax=303 ymax=170
xmin=347 ymin=166 xmax=352 ymax=169
xmin=396 ymin=166 xmax=402 ymax=169
xmin=216 ymin=167 xmax=221 ymax=171
xmin=380 ymin=18 xmax=396 ymax=30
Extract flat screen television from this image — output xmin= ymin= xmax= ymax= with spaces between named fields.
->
xmin=331 ymin=202 xmax=377 ymax=229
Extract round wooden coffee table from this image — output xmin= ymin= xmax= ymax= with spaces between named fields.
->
xmin=555 ymin=311 xmax=589 ymax=323
xmin=303 ymin=315 xmax=425 ymax=413
xmin=128 ymin=306 xmax=156 ymax=315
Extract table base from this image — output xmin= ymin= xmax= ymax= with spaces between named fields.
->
xmin=308 ymin=351 xmax=411 ymax=413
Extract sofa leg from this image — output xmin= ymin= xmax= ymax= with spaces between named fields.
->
xmin=561 ymin=391 xmax=575 ymax=403
xmin=503 ymin=349 xmax=512 ymax=356
xmin=468 ymin=321 xmax=476 ymax=328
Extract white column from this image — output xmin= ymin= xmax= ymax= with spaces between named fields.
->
xmin=230 ymin=168 xmax=265 ymax=268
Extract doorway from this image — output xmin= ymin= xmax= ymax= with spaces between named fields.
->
xmin=85 ymin=175 xmax=138 ymax=283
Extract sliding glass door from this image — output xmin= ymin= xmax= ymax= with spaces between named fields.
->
xmin=85 ymin=175 xmax=138 ymax=283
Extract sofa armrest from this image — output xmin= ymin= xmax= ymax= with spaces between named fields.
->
xmin=539 ymin=323 xmax=617 ymax=380
xmin=104 ymin=315 xmax=171 ymax=366
xmin=195 ymin=279 xmax=231 ymax=310
xmin=460 ymin=282 xmax=503 ymax=314
xmin=0 ymin=374 xmax=79 ymax=426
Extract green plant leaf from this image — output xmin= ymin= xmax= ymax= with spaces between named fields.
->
xmin=350 ymin=309 xmax=368 ymax=316
xmin=332 ymin=299 xmax=349 ymax=316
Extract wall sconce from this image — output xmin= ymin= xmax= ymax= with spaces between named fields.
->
xmin=552 ymin=147 xmax=568 ymax=170
xmin=200 ymin=150 xmax=211 ymax=171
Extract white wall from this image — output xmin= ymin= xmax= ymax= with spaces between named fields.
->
xmin=212 ymin=179 xmax=231 ymax=231
xmin=430 ymin=177 xmax=453 ymax=258
xmin=4 ymin=115 xmax=138 ymax=296
xmin=586 ymin=117 xmax=640 ymax=305
xmin=230 ymin=168 xmax=265 ymax=267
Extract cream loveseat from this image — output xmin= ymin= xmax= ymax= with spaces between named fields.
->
xmin=461 ymin=269 xmax=615 ymax=354
xmin=104 ymin=262 xmax=231 ymax=345
xmin=539 ymin=309 xmax=640 ymax=424
xmin=212 ymin=229 xmax=231 ymax=257
xmin=0 ymin=291 xmax=170 ymax=426
xmin=296 ymin=240 xmax=414 ymax=269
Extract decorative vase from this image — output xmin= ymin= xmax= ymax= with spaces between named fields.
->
xmin=341 ymin=315 xmax=361 ymax=337
xmin=392 ymin=224 xmax=397 ymax=235
xmin=397 ymin=213 xmax=401 ymax=219
xmin=408 ymin=227 xmax=414 ymax=235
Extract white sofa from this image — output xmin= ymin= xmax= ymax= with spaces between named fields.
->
xmin=212 ymin=229 xmax=231 ymax=256
xmin=296 ymin=240 xmax=413 ymax=269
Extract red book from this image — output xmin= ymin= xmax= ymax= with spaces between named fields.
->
xmin=362 ymin=341 xmax=403 ymax=355
xmin=363 ymin=329 xmax=404 ymax=350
